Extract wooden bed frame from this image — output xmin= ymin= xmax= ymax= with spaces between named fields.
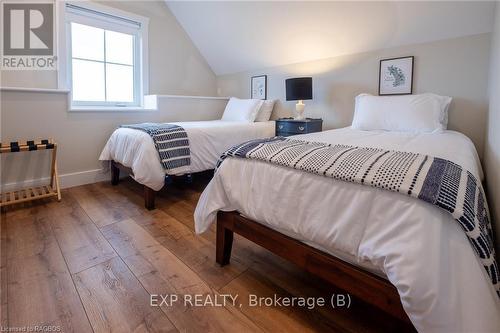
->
xmin=216 ymin=210 xmax=411 ymax=324
xmin=111 ymin=160 xmax=157 ymax=210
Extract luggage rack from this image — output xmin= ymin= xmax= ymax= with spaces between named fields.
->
xmin=0 ymin=139 xmax=61 ymax=207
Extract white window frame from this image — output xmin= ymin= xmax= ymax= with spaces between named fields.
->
xmin=58 ymin=1 xmax=149 ymax=109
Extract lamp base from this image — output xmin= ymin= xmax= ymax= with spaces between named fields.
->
xmin=295 ymin=100 xmax=305 ymax=120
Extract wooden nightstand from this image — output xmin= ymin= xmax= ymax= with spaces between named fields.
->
xmin=275 ymin=118 xmax=323 ymax=137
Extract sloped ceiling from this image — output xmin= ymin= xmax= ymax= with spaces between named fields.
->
xmin=166 ymin=1 xmax=495 ymax=75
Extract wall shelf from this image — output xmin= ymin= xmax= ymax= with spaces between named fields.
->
xmin=0 ymin=86 xmax=70 ymax=94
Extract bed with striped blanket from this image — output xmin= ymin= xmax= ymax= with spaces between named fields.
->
xmin=121 ymin=123 xmax=191 ymax=174
xmin=217 ymin=136 xmax=499 ymax=296
xmin=100 ymin=120 xmax=276 ymax=192
xmin=194 ymin=128 xmax=500 ymax=332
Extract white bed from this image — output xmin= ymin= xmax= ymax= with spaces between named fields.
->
xmin=99 ymin=120 xmax=275 ymax=190
xmin=194 ymin=127 xmax=500 ymax=332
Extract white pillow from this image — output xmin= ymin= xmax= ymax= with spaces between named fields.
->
xmin=255 ymin=99 xmax=276 ymax=122
xmin=221 ymin=97 xmax=263 ymax=122
xmin=351 ymin=93 xmax=452 ymax=133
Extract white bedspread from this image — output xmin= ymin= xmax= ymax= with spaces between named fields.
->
xmin=194 ymin=127 xmax=500 ymax=332
xmin=99 ymin=120 xmax=275 ymax=190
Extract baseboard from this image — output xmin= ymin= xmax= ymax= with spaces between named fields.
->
xmin=59 ymin=169 xmax=110 ymax=188
xmin=0 ymin=168 xmax=125 ymax=192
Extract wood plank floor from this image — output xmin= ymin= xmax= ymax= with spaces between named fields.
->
xmin=1 ymin=174 xmax=415 ymax=332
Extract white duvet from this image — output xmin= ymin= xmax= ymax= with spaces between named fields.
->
xmin=99 ymin=120 xmax=275 ymax=190
xmin=194 ymin=127 xmax=500 ymax=332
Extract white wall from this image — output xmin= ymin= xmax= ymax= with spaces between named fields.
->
xmin=1 ymin=0 xmax=217 ymax=96
xmin=217 ymin=34 xmax=491 ymax=160
xmin=485 ymin=3 xmax=500 ymax=254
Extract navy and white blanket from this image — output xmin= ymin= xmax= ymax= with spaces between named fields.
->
xmin=121 ymin=123 xmax=190 ymax=173
xmin=217 ymin=137 xmax=500 ymax=296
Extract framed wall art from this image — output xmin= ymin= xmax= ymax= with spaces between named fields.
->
xmin=379 ymin=56 xmax=414 ymax=95
xmin=251 ymin=75 xmax=267 ymax=99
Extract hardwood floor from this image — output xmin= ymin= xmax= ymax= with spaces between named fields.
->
xmin=1 ymin=175 xmax=415 ymax=332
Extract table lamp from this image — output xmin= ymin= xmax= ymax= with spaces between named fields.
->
xmin=285 ymin=77 xmax=312 ymax=120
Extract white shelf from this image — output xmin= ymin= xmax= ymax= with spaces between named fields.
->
xmin=155 ymin=95 xmax=230 ymax=100
xmin=0 ymin=88 xmax=228 ymax=101
xmin=0 ymin=86 xmax=70 ymax=94
xmin=69 ymin=107 xmax=157 ymax=112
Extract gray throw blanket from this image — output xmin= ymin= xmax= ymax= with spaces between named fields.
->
xmin=217 ymin=137 xmax=500 ymax=297
xmin=121 ymin=123 xmax=190 ymax=173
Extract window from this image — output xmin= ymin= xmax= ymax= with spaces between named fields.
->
xmin=65 ymin=3 xmax=148 ymax=108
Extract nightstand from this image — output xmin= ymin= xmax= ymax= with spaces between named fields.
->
xmin=275 ymin=118 xmax=323 ymax=137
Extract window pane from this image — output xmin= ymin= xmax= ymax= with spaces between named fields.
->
xmin=71 ymin=23 xmax=104 ymax=61
xmin=106 ymin=64 xmax=134 ymax=102
xmin=72 ymin=59 xmax=105 ymax=101
xmin=105 ymin=30 xmax=134 ymax=65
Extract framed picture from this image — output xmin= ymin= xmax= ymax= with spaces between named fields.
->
xmin=378 ymin=56 xmax=414 ymax=95
xmin=251 ymin=75 xmax=267 ymax=99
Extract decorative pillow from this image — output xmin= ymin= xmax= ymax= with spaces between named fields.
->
xmin=221 ymin=97 xmax=263 ymax=122
xmin=255 ymin=99 xmax=276 ymax=122
xmin=351 ymin=93 xmax=452 ymax=133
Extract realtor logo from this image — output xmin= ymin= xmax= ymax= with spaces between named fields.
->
xmin=2 ymin=2 xmax=56 ymax=70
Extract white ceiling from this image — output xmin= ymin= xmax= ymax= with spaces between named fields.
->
xmin=166 ymin=1 xmax=496 ymax=75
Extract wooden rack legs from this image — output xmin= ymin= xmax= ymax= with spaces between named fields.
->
xmin=50 ymin=144 xmax=62 ymax=202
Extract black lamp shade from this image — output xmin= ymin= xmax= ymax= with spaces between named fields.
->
xmin=286 ymin=77 xmax=312 ymax=101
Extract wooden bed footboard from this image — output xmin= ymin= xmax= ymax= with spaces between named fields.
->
xmin=111 ymin=160 xmax=156 ymax=210
xmin=216 ymin=211 xmax=411 ymax=323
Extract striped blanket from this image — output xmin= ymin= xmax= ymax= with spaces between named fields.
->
xmin=217 ymin=137 xmax=500 ymax=296
xmin=121 ymin=123 xmax=190 ymax=173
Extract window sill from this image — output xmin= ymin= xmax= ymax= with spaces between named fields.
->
xmin=69 ymin=106 xmax=157 ymax=112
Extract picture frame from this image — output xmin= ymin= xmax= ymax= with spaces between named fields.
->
xmin=251 ymin=75 xmax=267 ymax=100
xmin=378 ymin=56 xmax=414 ymax=95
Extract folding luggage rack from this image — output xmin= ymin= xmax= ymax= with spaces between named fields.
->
xmin=0 ymin=139 xmax=61 ymax=207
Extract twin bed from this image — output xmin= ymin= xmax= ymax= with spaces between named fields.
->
xmin=100 ymin=97 xmax=276 ymax=208
xmin=100 ymin=94 xmax=500 ymax=331
xmin=195 ymin=127 xmax=500 ymax=331
xmin=100 ymin=120 xmax=274 ymax=208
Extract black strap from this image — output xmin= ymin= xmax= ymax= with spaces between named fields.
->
xmin=10 ymin=142 xmax=19 ymax=152
xmin=3 ymin=140 xmax=53 ymax=152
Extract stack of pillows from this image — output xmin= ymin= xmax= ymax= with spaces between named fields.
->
xmin=221 ymin=97 xmax=276 ymax=122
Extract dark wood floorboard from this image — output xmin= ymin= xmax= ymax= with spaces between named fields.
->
xmin=49 ymin=195 xmax=117 ymax=274
xmin=1 ymin=176 xmax=415 ymax=332
xmin=102 ymin=219 xmax=260 ymax=332
xmin=6 ymin=215 xmax=92 ymax=332
xmin=73 ymin=257 xmax=176 ymax=333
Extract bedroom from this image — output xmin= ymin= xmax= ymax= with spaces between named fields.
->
xmin=1 ymin=0 xmax=499 ymax=332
